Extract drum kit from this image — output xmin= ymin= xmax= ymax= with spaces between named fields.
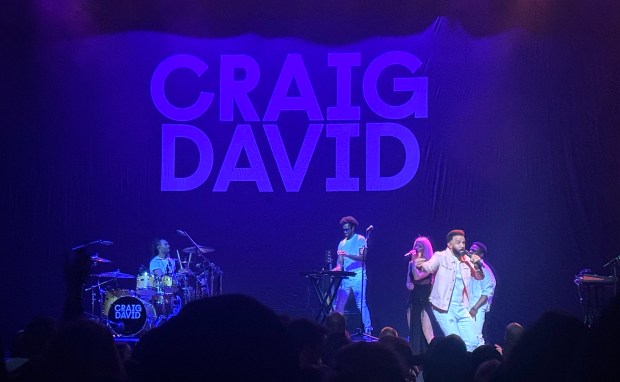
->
xmin=83 ymin=244 xmax=223 ymax=338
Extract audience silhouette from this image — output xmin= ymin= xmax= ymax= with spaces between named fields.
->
xmin=322 ymin=312 xmax=351 ymax=369
xmin=328 ymin=342 xmax=405 ymax=382
xmin=129 ymin=294 xmax=299 ymax=382
xmin=492 ymin=311 xmax=588 ymax=382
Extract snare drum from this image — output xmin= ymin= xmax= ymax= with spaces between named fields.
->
xmin=102 ymin=289 xmax=136 ymax=316
xmin=136 ymin=272 xmax=156 ymax=298
xmin=106 ymin=295 xmax=156 ymax=337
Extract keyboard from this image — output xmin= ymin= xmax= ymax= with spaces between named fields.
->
xmin=301 ymin=270 xmax=356 ymax=278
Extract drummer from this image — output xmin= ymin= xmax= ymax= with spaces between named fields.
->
xmin=150 ymin=239 xmax=176 ymax=276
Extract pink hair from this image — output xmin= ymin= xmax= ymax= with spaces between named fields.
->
xmin=413 ymin=236 xmax=433 ymax=261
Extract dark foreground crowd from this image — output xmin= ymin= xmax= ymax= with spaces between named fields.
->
xmin=2 ymin=290 xmax=618 ymax=382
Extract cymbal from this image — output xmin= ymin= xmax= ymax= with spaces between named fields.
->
xmin=182 ymin=246 xmax=214 ymax=254
xmin=90 ymin=254 xmax=112 ymax=263
xmin=91 ymin=271 xmax=134 ymax=279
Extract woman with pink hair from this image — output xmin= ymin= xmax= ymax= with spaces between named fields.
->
xmin=406 ymin=236 xmax=436 ymax=354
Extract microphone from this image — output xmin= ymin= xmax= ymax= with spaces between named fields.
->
xmin=461 ymin=249 xmax=485 ymax=268
xmin=403 ymin=250 xmax=414 ymax=257
xmin=459 ymin=249 xmax=474 ymax=260
xmin=366 ymin=225 xmax=374 ymax=232
xmin=176 ymin=230 xmax=186 ymax=236
xmin=97 ymin=240 xmax=114 ymax=246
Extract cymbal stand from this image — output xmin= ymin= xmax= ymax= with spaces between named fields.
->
xmin=194 ymin=261 xmax=207 ymax=297
xmin=209 ymin=262 xmax=223 ymax=296
xmin=182 ymin=268 xmax=198 ymax=301
xmin=83 ymin=278 xmax=114 ymax=318
xmin=208 ymin=263 xmax=216 ymax=296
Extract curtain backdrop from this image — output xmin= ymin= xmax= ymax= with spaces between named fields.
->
xmin=2 ymin=0 xmax=619 ymax=345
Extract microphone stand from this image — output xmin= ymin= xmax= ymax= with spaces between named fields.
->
xmin=179 ymin=231 xmax=203 ymax=254
xmin=361 ymin=227 xmax=371 ymax=336
xmin=179 ymin=230 xmax=209 ymax=267
xmin=179 ymin=230 xmax=212 ymax=294
xmin=71 ymin=240 xmax=112 ymax=251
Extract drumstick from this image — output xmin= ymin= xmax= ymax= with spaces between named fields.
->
xmin=176 ymin=250 xmax=183 ymax=271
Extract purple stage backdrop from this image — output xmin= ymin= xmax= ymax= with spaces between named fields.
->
xmin=2 ymin=1 xmax=619 ymax=345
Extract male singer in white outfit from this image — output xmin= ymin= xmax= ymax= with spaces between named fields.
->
xmin=332 ymin=216 xmax=373 ymax=335
xmin=415 ymin=229 xmax=484 ymax=351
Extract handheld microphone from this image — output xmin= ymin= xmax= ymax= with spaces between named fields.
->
xmin=461 ymin=249 xmax=486 ymax=268
xmin=366 ymin=225 xmax=374 ymax=232
xmin=460 ymin=249 xmax=474 ymax=261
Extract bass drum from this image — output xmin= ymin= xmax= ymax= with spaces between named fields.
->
xmin=102 ymin=289 xmax=136 ymax=317
xmin=106 ymin=295 xmax=156 ymax=337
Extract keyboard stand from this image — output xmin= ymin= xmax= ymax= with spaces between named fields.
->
xmin=301 ymin=271 xmax=356 ymax=324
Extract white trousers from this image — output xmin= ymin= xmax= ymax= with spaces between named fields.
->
xmin=432 ymin=303 xmax=479 ymax=351
xmin=334 ymin=277 xmax=372 ymax=333
xmin=472 ymin=307 xmax=487 ymax=346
